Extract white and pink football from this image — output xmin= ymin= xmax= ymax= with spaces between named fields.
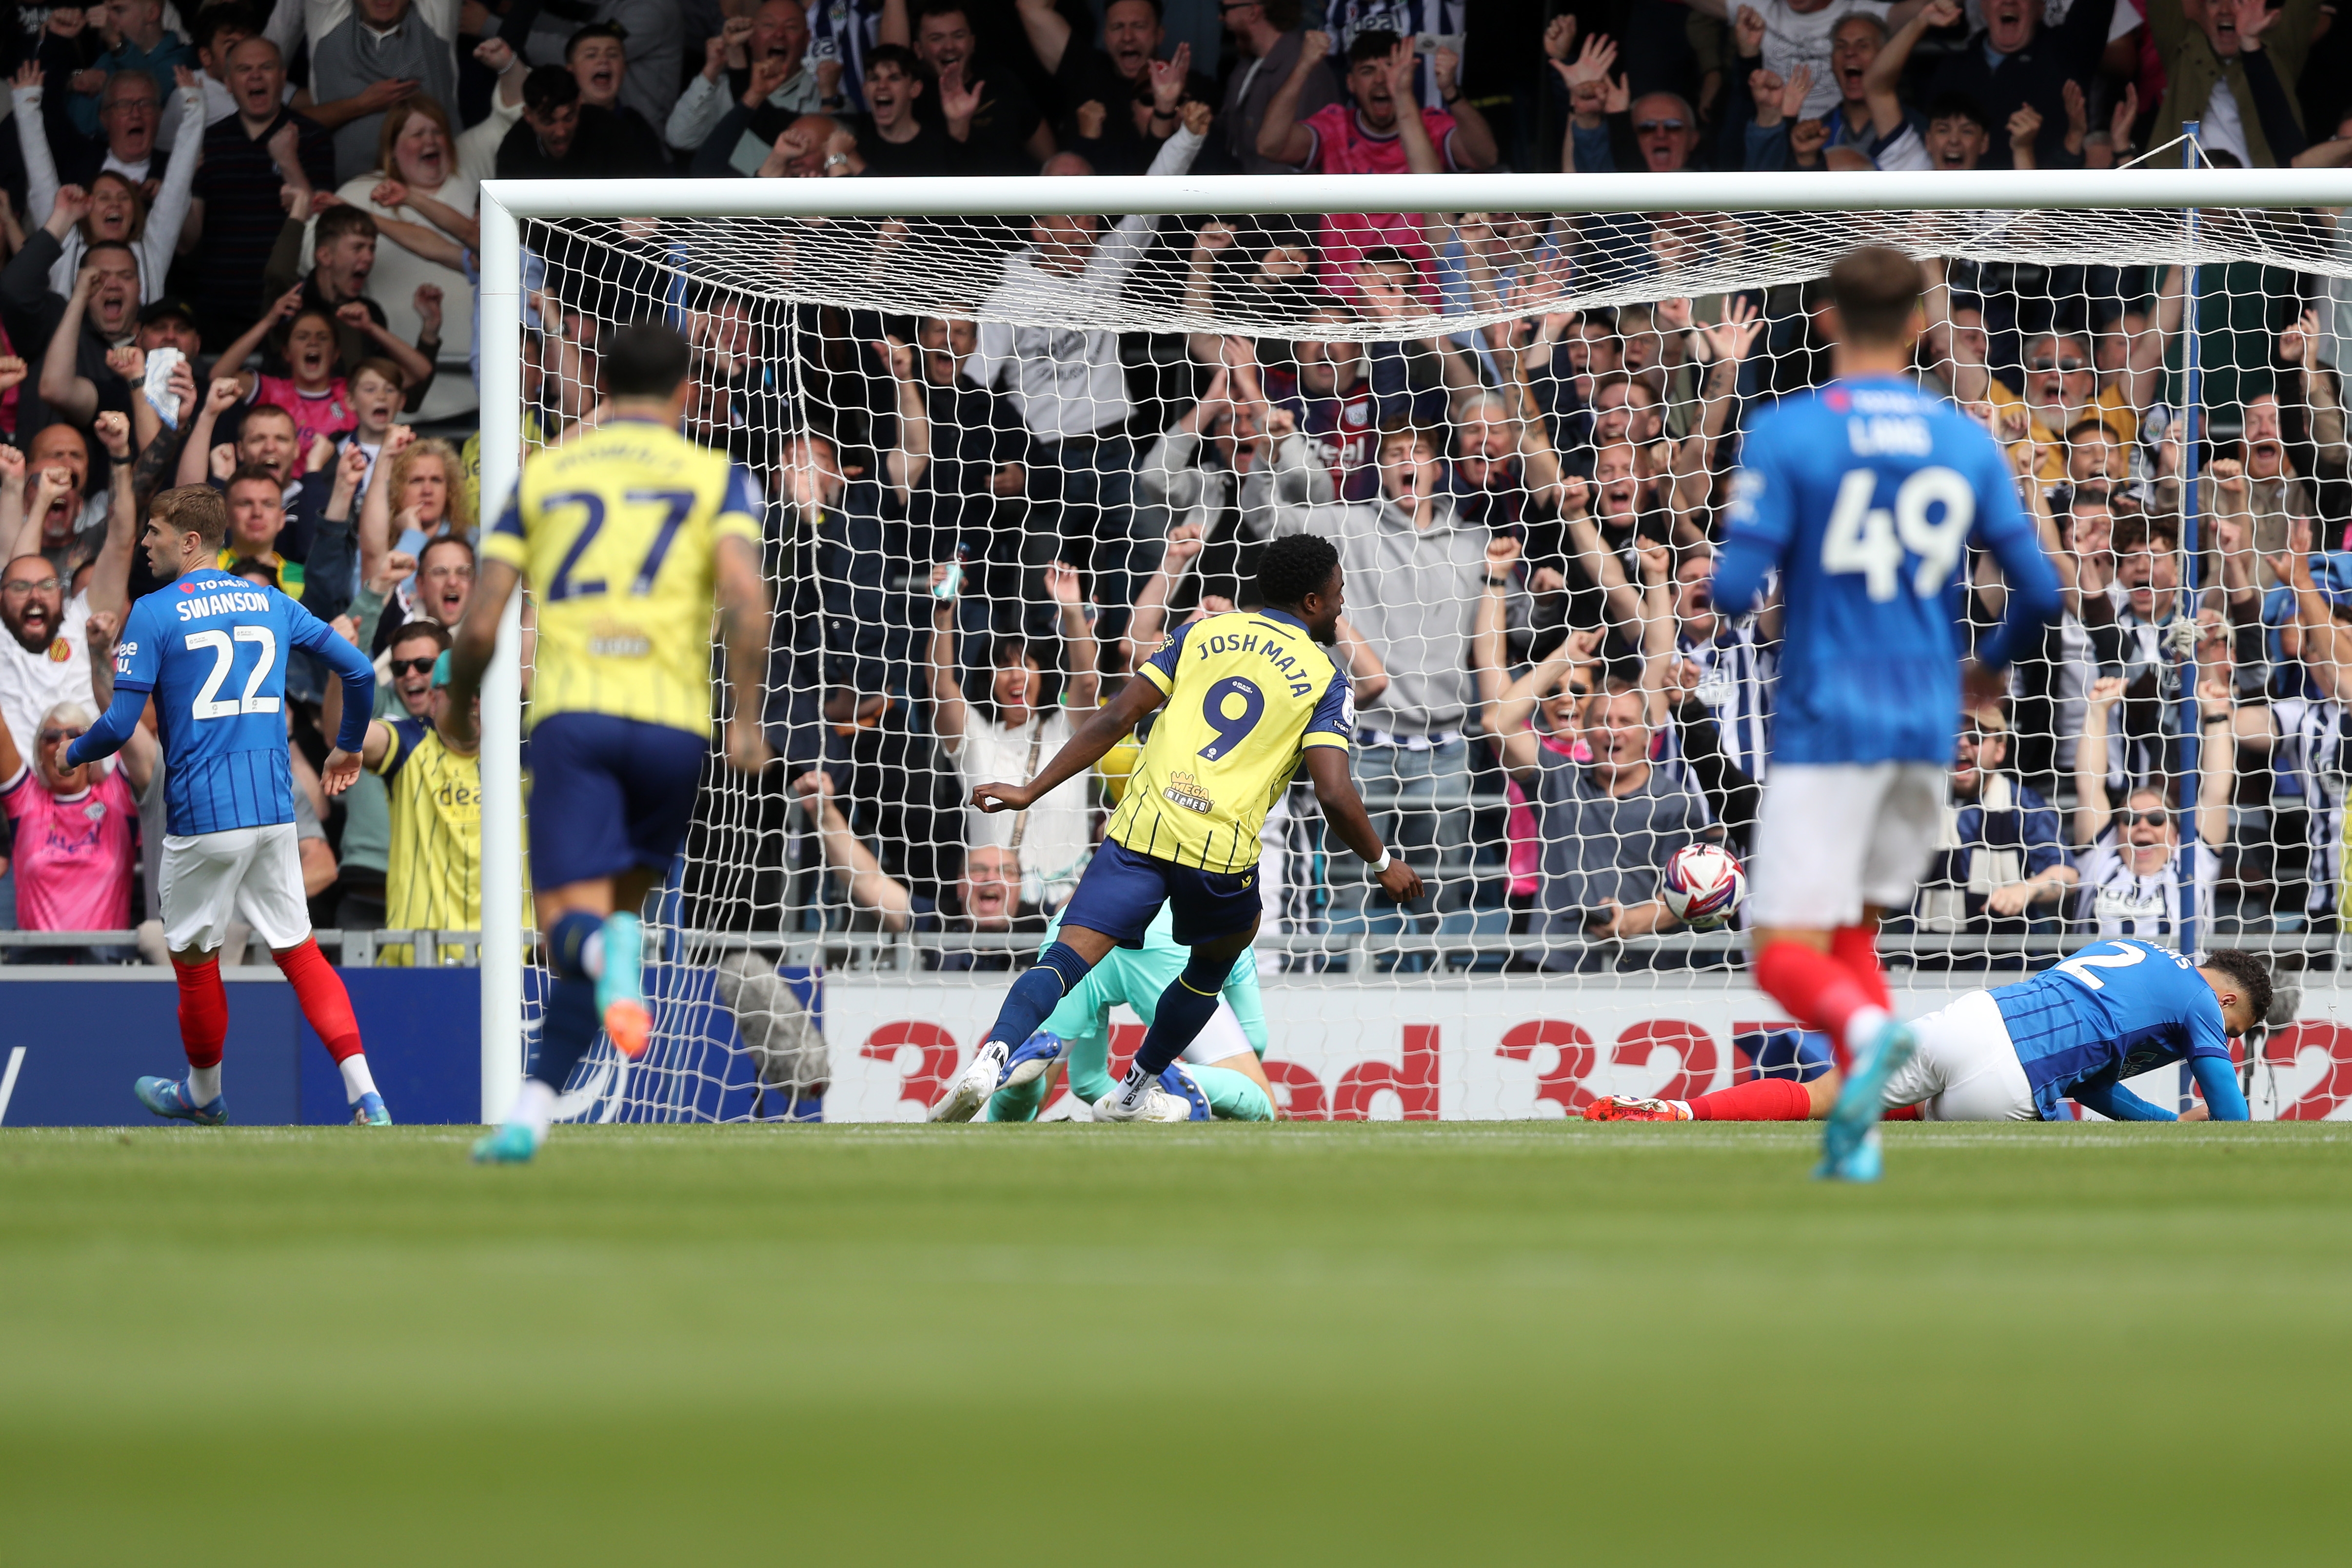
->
xmin=1661 ymin=843 xmax=1746 ymax=930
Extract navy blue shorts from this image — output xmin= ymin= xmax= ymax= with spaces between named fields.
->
xmin=527 ymin=713 xmax=709 ymax=891
xmin=1057 ymin=839 xmax=1260 ymax=949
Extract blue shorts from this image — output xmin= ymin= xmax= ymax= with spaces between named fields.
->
xmin=1057 ymin=839 xmax=1260 ymax=949
xmin=527 ymin=713 xmax=709 ymax=891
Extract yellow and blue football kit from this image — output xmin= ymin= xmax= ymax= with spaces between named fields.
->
xmin=374 ymin=715 xmax=480 ymax=965
xmin=1065 ymin=606 xmax=1351 ymax=946
xmin=484 ymin=414 xmax=764 ymax=736
xmin=485 ymin=414 xmax=765 ymax=890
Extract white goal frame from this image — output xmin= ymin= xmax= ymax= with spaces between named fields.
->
xmin=472 ymin=166 xmax=2352 ymax=1123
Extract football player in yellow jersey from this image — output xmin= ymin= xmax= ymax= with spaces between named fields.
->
xmin=931 ymin=533 xmax=1423 ymax=1123
xmin=443 ymin=322 xmax=771 ymax=1164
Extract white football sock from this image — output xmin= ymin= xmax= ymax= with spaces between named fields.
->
xmin=510 ymin=1078 xmax=558 ymax=1141
xmin=581 ymin=930 xmax=605 ymax=981
xmin=188 ymin=1064 xmax=222 ymax=1105
xmin=1844 ymin=1007 xmax=1893 ymax=1063
xmin=1118 ymin=1064 xmax=1151 ymax=1104
xmin=339 ymin=1055 xmax=377 ymax=1103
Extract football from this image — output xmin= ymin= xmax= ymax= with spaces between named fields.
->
xmin=1661 ymin=843 xmax=1746 ymax=930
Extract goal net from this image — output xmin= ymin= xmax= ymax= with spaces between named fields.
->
xmin=477 ymin=171 xmax=2352 ymax=1127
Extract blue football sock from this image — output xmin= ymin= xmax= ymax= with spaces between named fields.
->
xmin=983 ymin=942 xmax=1091 ymax=1049
xmin=1131 ymin=954 xmax=1227 ymax=1078
xmin=531 ymin=976 xmax=600 ymax=1095
xmin=547 ymin=910 xmax=605 ymax=981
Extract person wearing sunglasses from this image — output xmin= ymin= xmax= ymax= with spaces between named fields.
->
xmin=1988 ymin=329 xmax=2138 ymax=484
xmin=319 ymin=609 xmax=446 ymax=936
xmin=0 ymin=686 xmax=150 ymax=963
xmin=2072 ymin=673 xmax=2233 ymax=943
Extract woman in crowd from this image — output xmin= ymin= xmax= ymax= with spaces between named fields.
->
xmin=927 ymin=558 xmax=1099 ymax=910
xmin=313 ymin=48 xmax=527 ymax=422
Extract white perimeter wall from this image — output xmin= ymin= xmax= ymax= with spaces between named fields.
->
xmin=820 ymin=979 xmax=2352 ymax=1123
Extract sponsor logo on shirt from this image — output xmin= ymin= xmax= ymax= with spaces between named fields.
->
xmin=588 ymin=621 xmax=652 ymax=658
xmin=1162 ymin=770 xmax=1214 ymax=814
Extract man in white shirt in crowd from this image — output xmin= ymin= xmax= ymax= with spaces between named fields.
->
xmin=965 ymin=102 xmax=1206 ymax=641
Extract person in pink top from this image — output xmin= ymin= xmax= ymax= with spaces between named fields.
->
xmin=1255 ymin=26 xmax=1497 ymax=302
xmin=0 ymin=649 xmax=152 ymax=961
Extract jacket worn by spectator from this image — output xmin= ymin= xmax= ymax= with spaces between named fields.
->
xmin=762 ymin=479 xmax=898 ymax=770
xmin=1913 ymin=773 xmax=2070 ymax=931
xmin=0 ymin=230 xmax=133 ymax=436
xmin=2147 ymin=0 xmax=2327 ymax=167
xmin=192 ymin=106 xmax=337 ymax=336
xmin=1268 ymin=488 xmax=1486 ymax=741
xmin=1529 ymin=744 xmax=1711 ymax=967
xmin=1222 ymin=27 xmax=1338 ymax=175
xmin=966 ymin=123 xmax=1204 ymax=443
xmin=1134 ymin=426 xmax=1334 ymax=550
xmin=309 ymin=0 xmax=463 ymax=184
xmin=15 ymin=79 xmax=206 ymax=302
xmin=1927 ymin=0 xmax=2117 ymax=170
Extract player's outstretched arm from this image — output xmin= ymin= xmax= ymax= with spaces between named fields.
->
xmin=972 ymin=672 xmax=1164 ymax=815
xmin=714 ymin=534 xmax=772 ymax=773
xmin=1303 ymin=747 xmax=1424 ymax=904
xmin=2189 ymin=1055 xmax=2251 ymax=1121
xmin=2071 ymin=1076 xmax=2176 ymax=1121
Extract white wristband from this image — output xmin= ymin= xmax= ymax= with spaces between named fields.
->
xmin=1369 ymin=847 xmax=1392 ymax=874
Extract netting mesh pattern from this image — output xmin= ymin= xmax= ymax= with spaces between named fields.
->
xmin=508 ymin=202 xmax=2352 ymax=1124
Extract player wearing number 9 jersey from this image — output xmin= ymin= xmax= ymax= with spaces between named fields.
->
xmin=1712 ymin=246 xmax=2063 ymax=1181
xmin=927 ymin=533 xmax=1425 ymax=1124
xmin=450 ymin=322 xmax=772 ymax=1165
xmin=66 ymin=486 xmax=390 ymax=1127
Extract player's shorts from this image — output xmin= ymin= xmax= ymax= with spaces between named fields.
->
xmin=1058 ymin=839 xmax=1261 ymax=949
xmin=1880 ymin=989 xmax=2037 ymax=1121
xmin=159 ymin=822 xmax=311 ymax=954
xmin=526 ymin=713 xmax=709 ymax=890
xmin=1748 ymin=761 xmax=1946 ymax=929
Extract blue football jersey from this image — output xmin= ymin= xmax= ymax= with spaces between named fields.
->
xmin=1714 ymin=375 xmax=2057 ymax=765
xmin=1990 ymin=939 xmax=2234 ymax=1120
xmin=114 ymin=569 xmax=354 ymax=834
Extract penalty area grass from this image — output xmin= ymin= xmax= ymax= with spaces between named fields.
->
xmin=1 ymin=1119 xmax=2346 ymax=1565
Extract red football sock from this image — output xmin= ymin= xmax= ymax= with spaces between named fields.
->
xmin=1754 ymin=941 xmax=1882 ymax=1073
xmin=274 ymin=936 xmax=363 ymax=1062
xmin=1882 ymin=1104 xmax=1921 ymax=1122
xmin=1829 ymin=924 xmax=1892 ymax=1010
xmin=1687 ymin=1077 xmax=1813 ymax=1121
xmin=173 ymin=954 xmax=228 ymax=1070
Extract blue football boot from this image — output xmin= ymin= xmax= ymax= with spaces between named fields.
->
xmin=352 ymin=1092 xmax=391 ymax=1127
xmin=1161 ymin=1065 xmax=1213 ymax=1121
xmin=133 ymin=1076 xmax=225 ymax=1126
xmin=1817 ymin=1016 xmax=1917 ymax=1182
xmin=470 ymin=1123 xmax=540 ymax=1164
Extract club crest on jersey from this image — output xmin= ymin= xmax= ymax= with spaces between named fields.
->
xmin=1161 ymin=770 xmax=1213 ymax=814
xmin=46 ymin=636 xmax=68 ymax=662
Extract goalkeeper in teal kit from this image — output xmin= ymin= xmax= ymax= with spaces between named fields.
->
xmin=982 ymin=906 xmax=1276 ymax=1122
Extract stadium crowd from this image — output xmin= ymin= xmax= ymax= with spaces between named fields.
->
xmin=2 ymin=0 xmax=2350 ymax=973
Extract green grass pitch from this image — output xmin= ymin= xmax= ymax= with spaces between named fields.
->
xmin=2 ymin=1120 xmax=2347 ymax=1565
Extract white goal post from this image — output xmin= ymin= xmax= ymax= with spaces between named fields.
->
xmin=474 ymin=167 xmax=2352 ymax=1126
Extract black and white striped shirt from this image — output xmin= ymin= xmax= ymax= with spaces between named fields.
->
xmin=2273 ymin=697 xmax=2347 ymax=922
xmin=1680 ymin=618 xmax=1777 ymax=783
xmin=2075 ymin=829 xmax=2217 ymax=949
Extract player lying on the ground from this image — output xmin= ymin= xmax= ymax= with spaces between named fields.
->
xmin=65 ymin=481 xmax=391 ymax=1126
xmin=1711 ymin=244 xmax=2063 ymax=1180
xmin=980 ymin=905 xmax=1276 ymax=1123
xmin=1586 ymin=940 xmax=2264 ymax=1124
xmin=445 ymin=321 xmax=772 ymax=1164
xmin=929 ymin=532 xmax=1422 ymax=1124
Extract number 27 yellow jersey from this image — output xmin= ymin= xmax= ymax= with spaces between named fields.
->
xmin=1106 ymin=608 xmax=1353 ymax=875
xmin=483 ymin=415 xmax=764 ymax=736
